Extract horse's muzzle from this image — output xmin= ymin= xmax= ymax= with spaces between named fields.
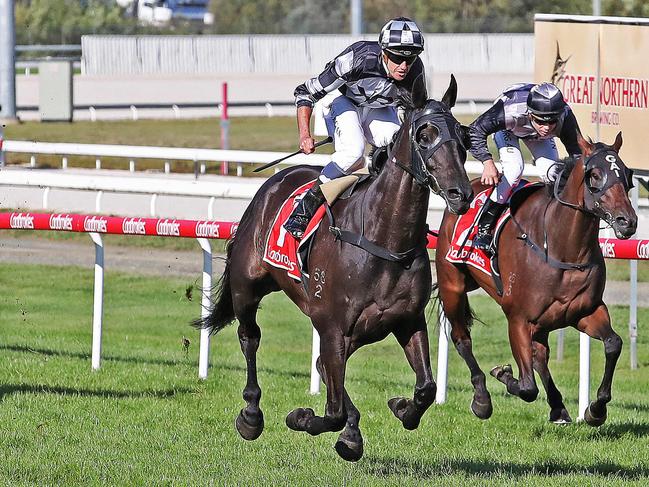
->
xmin=445 ymin=187 xmax=473 ymax=215
xmin=612 ymin=212 xmax=638 ymax=239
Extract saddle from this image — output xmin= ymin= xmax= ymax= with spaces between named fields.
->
xmin=445 ymin=181 xmax=544 ymax=295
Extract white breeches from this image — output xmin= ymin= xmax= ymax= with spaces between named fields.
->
xmin=323 ymin=95 xmax=400 ymax=178
xmin=490 ymin=130 xmax=560 ymax=203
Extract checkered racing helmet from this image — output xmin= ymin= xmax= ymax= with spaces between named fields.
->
xmin=379 ymin=17 xmax=424 ymax=57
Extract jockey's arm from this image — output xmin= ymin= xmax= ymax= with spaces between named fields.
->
xmin=558 ymin=109 xmax=582 ymax=159
xmin=297 ymin=105 xmax=315 ymax=154
xmin=469 ymin=100 xmax=506 ymax=186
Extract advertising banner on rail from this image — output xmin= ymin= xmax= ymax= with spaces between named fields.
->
xmin=534 ymin=14 xmax=649 ymax=173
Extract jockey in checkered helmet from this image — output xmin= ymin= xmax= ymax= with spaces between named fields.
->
xmin=379 ymin=17 xmax=425 ymax=58
xmin=284 ymin=16 xmax=427 ymax=240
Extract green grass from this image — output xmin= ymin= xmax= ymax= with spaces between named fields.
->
xmin=1 ymin=263 xmax=649 ymax=484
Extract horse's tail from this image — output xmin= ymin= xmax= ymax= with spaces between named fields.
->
xmin=192 ymin=237 xmax=236 ymax=335
xmin=429 ymin=282 xmax=481 ymax=331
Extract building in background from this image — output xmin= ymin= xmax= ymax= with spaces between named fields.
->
xmin=116 ymin=0 xmax=213 ymax=26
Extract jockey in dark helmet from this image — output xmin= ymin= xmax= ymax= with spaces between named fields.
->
xmin=468 ymin=82 xmax=583 ymax=251
xmin=284 ymin=17 xmax=426 ymax=240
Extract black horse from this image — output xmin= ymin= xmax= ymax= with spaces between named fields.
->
xmin=195 ymin=76 xmax=473 ymax=461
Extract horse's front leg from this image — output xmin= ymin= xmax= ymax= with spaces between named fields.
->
xmin=388 ymin=314 xmax=437 ymax=430
xmin=491 ymin=317 xmax=539 ymax=403
xmin=285 ymin=330 xmax=347 ymax=435
xmin=313 ymin=356 xmax=364 ymax=462
xmin=532 ymin=333 xmax=572 ymax=423
xmin=577 ymin=304 xmax=622 ymax=427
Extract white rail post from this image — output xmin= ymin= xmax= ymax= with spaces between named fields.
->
xmin=95 ymin=190 xmax=103 ymax=213
xmin=130 ymin=105 xmax=138 ymax=121
xmin=164 ymin=161 xmax=170 ymax=174
xmin=149 ymin=194 xmax=157 ymax=217
xmin=555 ymin=328 xmax=565 ymax=362
xmin=436 ymin=306 xmax=450 ymax=404
xmin=42 ymin=187 xmax=50 ymax=209
xmin=577 ymin=332 xmax=590 ymax=420
xmin=95 ymin=158 xmax=101 ymax=170
xmin=30 ymin=155 xmax=36 ymax=167
xmin=207 ymin=196 xmax=215 ymax=219
xmin=629 ymin=182 xmax=639 ymax=370
xmin=89 ymin=232 xmax=104 ymax=371
xmin=197 ymin=238 xmax=212 ymax=379
xmin=129 ymin=160 xmax=135 ymax=172
xmin=89 ymin=106 xmax=96 ymax=122
xmin=310 ymin=327 xmax=321 ymax=394
xmin=62 ymin=156 xmax=68 ymax=169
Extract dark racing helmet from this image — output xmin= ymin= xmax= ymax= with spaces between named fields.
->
xmin=379 ymin=17 xmax=424 ymax=57
xmin=527 ymin=83 xmax=566 ymax=122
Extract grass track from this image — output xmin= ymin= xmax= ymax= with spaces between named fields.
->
xmin=1 ymin=263 xmax=649 ymax=484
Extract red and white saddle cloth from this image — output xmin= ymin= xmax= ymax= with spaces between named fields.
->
xmin=263 ymin=180 xmax=327 ymax=281
xmin=445 ymin=188 xmax=512 ymax=276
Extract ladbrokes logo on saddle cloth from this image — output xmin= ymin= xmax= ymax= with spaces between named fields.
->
xmin=263 ymin=180 xmax=327 ymax=281
xmin=445 ymin=188 xmax=511 ymax=276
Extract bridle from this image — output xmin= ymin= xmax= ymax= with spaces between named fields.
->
xmin=553 ymin=146 xmax=634 ymax=217
xmin=394 ymin=100 xmax=470 ymax=197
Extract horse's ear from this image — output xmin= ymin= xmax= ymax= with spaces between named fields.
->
xmin=613 ymin=131 xmax=623 ymax=152
xmin=441 ymin=74 xmax=458 ymax=109
xmin=577 ymin=130 xmax=593 ymax=157
xmin=412 ymin=72 xmax=428 ymax=109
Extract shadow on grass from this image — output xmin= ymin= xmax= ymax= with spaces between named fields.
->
xmin=0 ymin=383 xmax=194 ymax=402
xmin=0 ymin=344 xmax=471 ymax=392
xmin=362 ymin=456 xmax=649 ymax=480
xmin=0 ymin=343 xmax=311 ymax=379
xmin=595 ymin=421 xmax=649 ymax=439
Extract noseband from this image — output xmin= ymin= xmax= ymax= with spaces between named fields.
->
xmin=395 ymin=102 xmax=469 ymax=193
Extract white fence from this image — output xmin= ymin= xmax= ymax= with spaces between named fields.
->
xmin=81 ymin=34 xmax=534 ymax=77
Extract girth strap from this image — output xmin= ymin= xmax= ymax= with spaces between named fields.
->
xmin=325 ymin=206 xmax=424 ymax=267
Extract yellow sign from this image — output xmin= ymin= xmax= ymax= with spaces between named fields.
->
xmin=535 ymin=14 xmax=649 ymax=171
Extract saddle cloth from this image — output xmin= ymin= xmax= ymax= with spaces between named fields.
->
xmin=263 ymin=180 xmax=326 ymax=281
xmin=445 ymin=187 xmax=516 ymax=276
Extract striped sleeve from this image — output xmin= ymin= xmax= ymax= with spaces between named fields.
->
xmin=294 ymin=49 xmax=355 ymax=108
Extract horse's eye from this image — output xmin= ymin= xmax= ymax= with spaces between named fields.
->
xmin=587 ymin=168 xmax=607 ymax=192
xmin=417 ymin=124 xmax=439 ymax=149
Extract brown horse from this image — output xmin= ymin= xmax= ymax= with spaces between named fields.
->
xmin=435 ymin=132 xmax=636 ymax=425
xmin=194 ymin=76 xmax=473 ymax=461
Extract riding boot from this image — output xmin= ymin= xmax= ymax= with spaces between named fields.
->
xmin=472 ymin=199 xmax=507 ymax=251
xmin=284 ymin=179 xmax=327 ymax=240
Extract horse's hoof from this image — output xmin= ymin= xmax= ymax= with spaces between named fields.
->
xmin=235 ymin=409 xmax=264 ymax=441
xmin=490 ymin=364 xmax=512 ymax=381
xmin=285 ymin=407 xmax=315 ymax=432
xmin=388 ymin=397 xmax=408 ymax=419
xmin=471 ymin=395 xmax=493 ymax=420
xmin=583 ymin=403 xmax=607 ymax=427
xmin=334 ymin=432 xmax=363 ymax=462
xmin=549 ymin=408 xmax=572 ymax=425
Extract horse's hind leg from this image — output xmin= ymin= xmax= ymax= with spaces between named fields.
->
xmin=388 ymin=314 xmax=437 ymax=429
xmin=438 ymin=282 xmax=492 ymax=419
xmin=577 ymin=304 xmax=622 ymax=427
xmin=532 ymin=334 xmax=571 ymax=423
xmin=233 ymin=291 xmax=266 ymax=441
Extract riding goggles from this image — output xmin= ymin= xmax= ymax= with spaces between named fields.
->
xmin=530 ymin=114 xmax=559 ymax=126
xmin=384 ymin=50 xmax=418 ymax=66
